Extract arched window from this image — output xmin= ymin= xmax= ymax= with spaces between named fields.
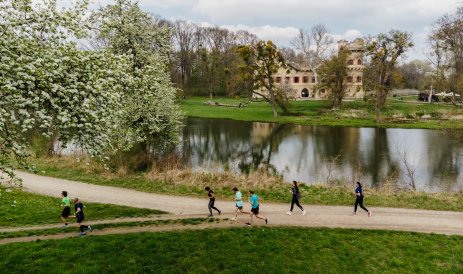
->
xmin=347 ymin=59 xmax=354 ymax=65
xmin=347 ymin=76 xmax=353 ymax=83
xmin=357 ymin=76 xmax=362 ymax=83
xmin=301 ymin=88 xmax=309 ymax=97
xmin=357 ymin=59 xmax=362 ymax=65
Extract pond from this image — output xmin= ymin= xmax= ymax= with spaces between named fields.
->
xmin=178 ymin=118 xmax=463 ymax=192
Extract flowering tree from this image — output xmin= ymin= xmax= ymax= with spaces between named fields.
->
xmin=0 ymin=0 xmax=131 ymax=179
xmin=91 ymin=0 xmax=184 ymax=156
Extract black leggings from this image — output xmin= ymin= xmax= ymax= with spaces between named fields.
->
xmin=354 ymin=197 xmax=368 ymax=212
xmin=208 ymin=199 xmax=220 ymax=215
xmin=79 ymin=225 xmax=89 ymax=232
xmin=290 ymin=197 xmax=304 ymax=211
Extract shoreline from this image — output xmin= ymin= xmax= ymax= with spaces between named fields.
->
xmin=180 ymin=97 xmax=463 ymax=130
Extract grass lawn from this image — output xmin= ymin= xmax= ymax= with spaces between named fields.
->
xmin=31 ymin=157 xmax=463 ymax=212
xmin=0 ymin=187 xmax=164 ymax=227
xmin=1 ymin=227 xmax=462 ymax=273
xmin=180 ymin=97 xmax=463 ymax=129
xmin=0 ymin=218 xmax=217 ymax=239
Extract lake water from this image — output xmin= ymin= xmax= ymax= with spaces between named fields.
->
xmin=178 ymin=118 xmax=463 ymax=192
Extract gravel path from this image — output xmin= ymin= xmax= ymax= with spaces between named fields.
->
xmin=9 ymin=171 xmax=463 ymax=237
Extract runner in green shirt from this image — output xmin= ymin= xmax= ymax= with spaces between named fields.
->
xmin=60 ymin=191 xmax=74 ymax=227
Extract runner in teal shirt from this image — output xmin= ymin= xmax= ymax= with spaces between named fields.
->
xmin=250 ymin=193 xmax=259 ymax=208
xmin=246 ymin=190 xmax=268 ymax=226
xmin=232 ymin=187 xmax=248 ymax=221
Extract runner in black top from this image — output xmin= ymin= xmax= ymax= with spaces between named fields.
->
xmin=205 ymin=186 xmax=221 ymax=217
xmin=353 ymin=182 xmax=371 ymax=217
xmin=73 ymin=198 xmax=92 ymax=236
xmin=286 ymin=181 xmax=307 ymax=216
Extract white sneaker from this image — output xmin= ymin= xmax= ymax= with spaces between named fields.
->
xmin=353 ymin=212 xmax=357 ymax=216
xmin=302 ymin=210 xmax=307 ymax=216
xmin=368 ymin=211 xmax=372 ymax=217
xmin=231 ymin=217 xmax=237 ymax=221
xmin=286 ymin=211 xmax=292 ymax=215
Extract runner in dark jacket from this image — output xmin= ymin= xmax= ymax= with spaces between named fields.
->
xmin=286 ymin=181 xmax=306 ymax=216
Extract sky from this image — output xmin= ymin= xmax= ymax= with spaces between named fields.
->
xmin=67 ymin=0 xmax=460 ymax=61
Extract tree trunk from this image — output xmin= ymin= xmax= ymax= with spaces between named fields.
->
xmin=275 ymin=98 xmax=289 ymax=115
xmin=47 ymin=136 xmax=55 ymax=156
xmin=270 ymin=101 xmax=278 ymax=118
xmin=375 ymin=102 xmax=382 ymax=122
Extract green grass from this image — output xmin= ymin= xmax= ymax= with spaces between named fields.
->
xmin=0 ymin=187 xmax=164 ymax=227
xmin=180 ymin=97 xmax=463 ymax=129
xmin=0 ymin=218 xmax=218 ymax=239
xmin=31 ymin=158 xmax=463 ymax=212
xmin=1 ymin=227 xmax=462 ymax=273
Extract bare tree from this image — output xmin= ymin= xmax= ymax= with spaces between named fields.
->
xmin=364 ymin=30 xmax=413 ymax=121
xmin=322 ymin=154 xmax=341 ymax=184
xmin=172 ymin=20 xmax=197 ymax=94
xmin=235 ymin=30 xmax=258 ymax=46
xmin=430 ymin=7 xmax=463 ymax=104
xmin=395 ymin=143 xmax=418 ymax=191
xmin=196 ymin=26 xmax=233 ymax=98
xmin=291 ymin=23 xmax=334 ymax=97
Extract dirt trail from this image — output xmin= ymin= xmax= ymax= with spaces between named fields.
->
xmin=5 ymin=171 xmax=463 ymax=238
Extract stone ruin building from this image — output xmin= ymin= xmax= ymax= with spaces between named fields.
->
xmin=255 ymin=38 xmax=365 ymax=99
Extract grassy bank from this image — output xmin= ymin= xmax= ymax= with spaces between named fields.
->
xmin=0 ymin=186 xmax=164 ymax=227
xmin=180 ymin=97 xmax=463 ymax=129
xmin=30 ymin=157 xmax=463 ymax=212
xmin=1 ymin=227 xmax=462 ymax=273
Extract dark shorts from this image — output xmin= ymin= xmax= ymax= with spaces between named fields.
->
xmin=61 ymin=206 xmax=71 ymax=217
xmin=236 ymin=205 xmax=243 ymax=209
xmin=251 ymin=206 xmax=259 ymax=215
xmin=76 ymin=214 xmax=84 ymax=223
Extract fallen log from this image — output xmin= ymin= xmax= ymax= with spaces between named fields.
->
xmin=204 ymin=101 xmax=249 ymax=108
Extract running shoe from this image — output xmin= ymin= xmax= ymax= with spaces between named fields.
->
xmin=208 ymin=214 xmax=213 ymax=217
xmin=368 ymin=211 xmax=372 ymax=217
xmin=231 ymin=217 xmax=237 ymax=221
xmin=265 ymin=218 xmax=268 ymax=224
xmin=79 ymin=232 xmax=86 ymax=237
xmin=87 ymin=226 xmax=92 ymax=232
xmin=352 ymin=212 xmax=357 ymax=216
xmin=218 ymin=210 xmax=221 ymax=215
xmin=245 ymin=222 xmax=251 ymax=227
xmin=302 ymin=210 xmax=307 ymax=216
xmin=286 ymin=211 xmax=292 ymax=215
xmin=63 ymin=224 xmax=68 ymax=228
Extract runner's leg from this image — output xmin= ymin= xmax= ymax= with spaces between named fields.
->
xmin=354 ymin=199 xmax=359 ymax=213
xmin=295 ymin=198 xmax=304 ymax=211
xmin=210 ymin=199 xmax=220 ymax=213
xmin=359 ymin=199 xmax=369 ymax=212
xmin=208 ymin=200 xmax=213 ymax=216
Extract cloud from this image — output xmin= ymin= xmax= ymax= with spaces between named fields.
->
xmin=48 ymin=0 xmax=460 ymax=59
xmin=220 ymin=24 xmax=300 ymax=46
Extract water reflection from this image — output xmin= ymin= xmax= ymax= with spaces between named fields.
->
xmin=179 ymin=118 xmax=463 ymax=192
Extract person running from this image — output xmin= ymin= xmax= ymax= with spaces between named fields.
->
xmin=245 ymin=191 xmax=268 ymax=226
xmin=286 ymin=181 xmax=307 ymax=216
xmin=232 ymin=187 xmax=248 ymax=221
xmin=74 ymin=197 xmax=92 ymax=236
xmin=60 ymin=191 xmax=74 ymax=227
xmin=205 ymin=186 xmax=221 ymax=217
xmin=353 ymin=182 xmax=372 ymax=217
